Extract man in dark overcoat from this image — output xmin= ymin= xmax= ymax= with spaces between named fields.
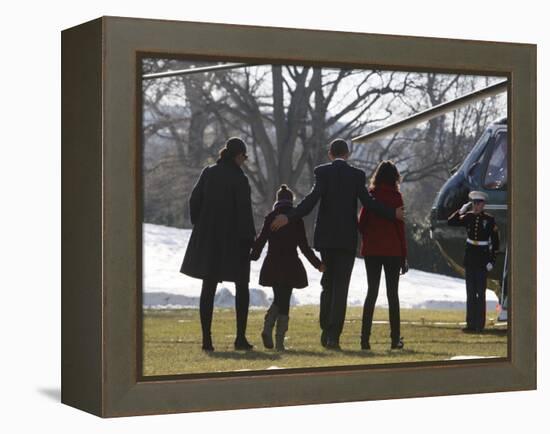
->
xmin=180 ymin=137 xmax=256 ymax=351
xmin=271 ymin=139 xmax=404 ymax=350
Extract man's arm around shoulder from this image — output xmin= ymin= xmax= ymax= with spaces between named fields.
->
xmin=356 ymin=169 xmax=397 ymax=221
xmin=271 ymin=165 xmax=325 ymax=231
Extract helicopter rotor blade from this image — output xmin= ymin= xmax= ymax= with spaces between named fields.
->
xmin=142 ymin=62 xmax=259 ymax=80
xmin=352 ymin=80 xmax=508 ymax=144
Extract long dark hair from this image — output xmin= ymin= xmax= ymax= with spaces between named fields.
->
xmin=369 ymin=160 xmax=401 ymax=190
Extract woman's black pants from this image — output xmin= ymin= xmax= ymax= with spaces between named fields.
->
xmin=361 ymin=256 xmax=401 ymax=344
xmin=200 ymin=278 xmax=250 ymax=340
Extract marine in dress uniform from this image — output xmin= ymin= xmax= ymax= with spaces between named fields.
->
xmin=448 ymin=191 xmax=500 ymax=332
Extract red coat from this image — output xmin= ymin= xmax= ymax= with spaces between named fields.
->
xmin=358 ymin=184 xmax=407 ymax=259
xmin=250 ymin=203 xmax=322 ymax=289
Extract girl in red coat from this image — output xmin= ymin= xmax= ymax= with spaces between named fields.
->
xmin=358 ymin=160 xmax=408 ymax=350
xmin=250 ymin=185 xmax=325 ymax=351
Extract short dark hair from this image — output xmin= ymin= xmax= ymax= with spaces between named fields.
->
xmin=329 ymin=139 xmax=349 ymax=157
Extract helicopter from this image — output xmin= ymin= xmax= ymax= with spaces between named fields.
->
xmin=352 ymin=80 xmax=509 ymax=322
xmin=143 ymin=63 xmax=509 ymax=321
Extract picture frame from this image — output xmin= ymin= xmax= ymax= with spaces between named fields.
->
xmin=61 ymin=16 xmax=536 ymax=417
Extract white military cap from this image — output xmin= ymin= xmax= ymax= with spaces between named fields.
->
xmin=468 ymin=191 xmax=488 ymax=201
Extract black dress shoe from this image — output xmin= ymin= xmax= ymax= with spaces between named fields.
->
xmin=462 ymin=327 xmax=474 ymax=333
xmin=325 ymin=340 xmax=342 ymax=351
xmin=202 ymin=343 xmax=214 ymax=352
xmin=320 ymin=330 xmax=328 ymax=348
xmin=361 ymin=342 xmax=371 ymax=351
xmin=391 ymin=338 xmax=404 ymax=350
xmin=234 ymin=337 xmax=254 ymax=351
xmin=202 ymin=336 xmax=214 ymax=352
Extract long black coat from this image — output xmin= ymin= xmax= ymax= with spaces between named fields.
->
xmin=180 ymin=159 xmax=256 ymax=283
xmin=250 ymin=203 xmax=322 ymax=289
xmin=288 ymin=160 xmax=396 ymax=252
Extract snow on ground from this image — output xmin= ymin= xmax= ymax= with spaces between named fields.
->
xmin=143 ymin=223 xmax=498 ymax=309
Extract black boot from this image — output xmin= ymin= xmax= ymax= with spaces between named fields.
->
xmin=320 ymin=330 xmax=328 ymax=348
xmin=199 ymin=279 xmax=216 ymax=352
xmin=262 ymin=304 xmax=278 ymax=349
xmin=235 ymin=284 xmax=253 ymax=350
xmin=234 ymin=336 xmax=254 ymax=351
xmin=360 ymin=338 xmax=371 ymax=351
xmin=325 ymin=333 xmax=341 ymax=351
xmin=202 ymin=334 xmax=214 ymax=352
xmin=391 ymin=337 xmax=404 ymax=350
xmin=360 ymin=330 xmax=371 ymax=350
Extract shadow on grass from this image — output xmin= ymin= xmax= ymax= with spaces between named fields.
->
xmin=206 ymin=350 xmax=280 ymax=360
xmin=415 ymin=325 xmax=468 ymax=331
xmin=418 ymin=325 xmax=508 ymax=335
xmin=338 ymin=348 xmax=437 ymax=357
xmin=406 ymin=339 xmax=506 ymax=345
xmin=282 ymin=349 xmax=333 ymax=357
xmin=478 ymin=329 xmax=508 ymax=336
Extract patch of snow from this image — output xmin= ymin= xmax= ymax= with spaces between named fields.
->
xmin=143 ymin=223 xmax=498 ymax=309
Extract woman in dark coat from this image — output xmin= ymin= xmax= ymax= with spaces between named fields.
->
xmin=357 ymin=160 xmax=408 ymax=350
xmin=250 ymin=185 xmax=325 ymax=351
xmin=180 ymin=137 xmax=256 ymax=352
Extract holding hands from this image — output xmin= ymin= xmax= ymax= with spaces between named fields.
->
xmin=396 ymin=206 xmax=405 ymax=221
xmin=400 ymin=258 xmax=409 ymax=275
xmin=271 ymin=214 xmax=289 ymax=231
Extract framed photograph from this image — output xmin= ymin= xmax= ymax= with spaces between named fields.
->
xmin=61 ymin=16 xmax=536 ymax=417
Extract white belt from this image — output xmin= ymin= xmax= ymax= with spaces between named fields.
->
xmin=466 ymin=238 xmax=489 ymax=246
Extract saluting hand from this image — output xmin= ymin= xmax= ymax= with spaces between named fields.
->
xmin=459 ymin=202 xmax=472 ymax=215
xmin=271 ymin=214 xmax=289 ymax=231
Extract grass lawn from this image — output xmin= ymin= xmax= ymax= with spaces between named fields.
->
xmin=142 ymin=306 xmax=507 ymax=376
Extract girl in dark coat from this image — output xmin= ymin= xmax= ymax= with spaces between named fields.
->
xmin=180 ymin=137 xmax=256 ymax=352
xmin=357 ymin=160 xmax=408 ymax=350
xmin=250 ymin=185 xmax=325 ymax=351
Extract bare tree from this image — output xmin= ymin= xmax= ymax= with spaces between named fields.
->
xmin=142 ymin=60 xmax=505 ymax=228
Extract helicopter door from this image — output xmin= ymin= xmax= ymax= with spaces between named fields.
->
xmin=481 ymin=130 xmax=508 ymax=321
xmin=483 ymin=131 xmax=507 ymax=190
xmin=481 ymin=131 xmax=507 ymax=233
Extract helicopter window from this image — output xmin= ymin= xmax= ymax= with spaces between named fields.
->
xmin=467 ymin=159 xmax=482 ymax=183
xmin=484 ymin=132 xmax=507 ymax=190
xmin=462 ymin=130 xmax=491 ymax=175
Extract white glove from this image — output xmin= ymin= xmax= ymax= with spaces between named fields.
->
xmin=486 ymin=262 xmax=494 ymax=272
xmin=459 ymin=202 xmax=471 ymax=215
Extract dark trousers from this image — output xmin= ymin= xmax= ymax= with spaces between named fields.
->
xmin=272 ymin=285 xmax=293 ymax=315
xmin=319 ymin=248 xmax=356 ymax=342
xmin=464 ymin=265 xmax=487 ymax=330
xmin=361 ymin=256 xmax=401 ymax=343
xmin=200 ymin=278 xmax=250 ymax=341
